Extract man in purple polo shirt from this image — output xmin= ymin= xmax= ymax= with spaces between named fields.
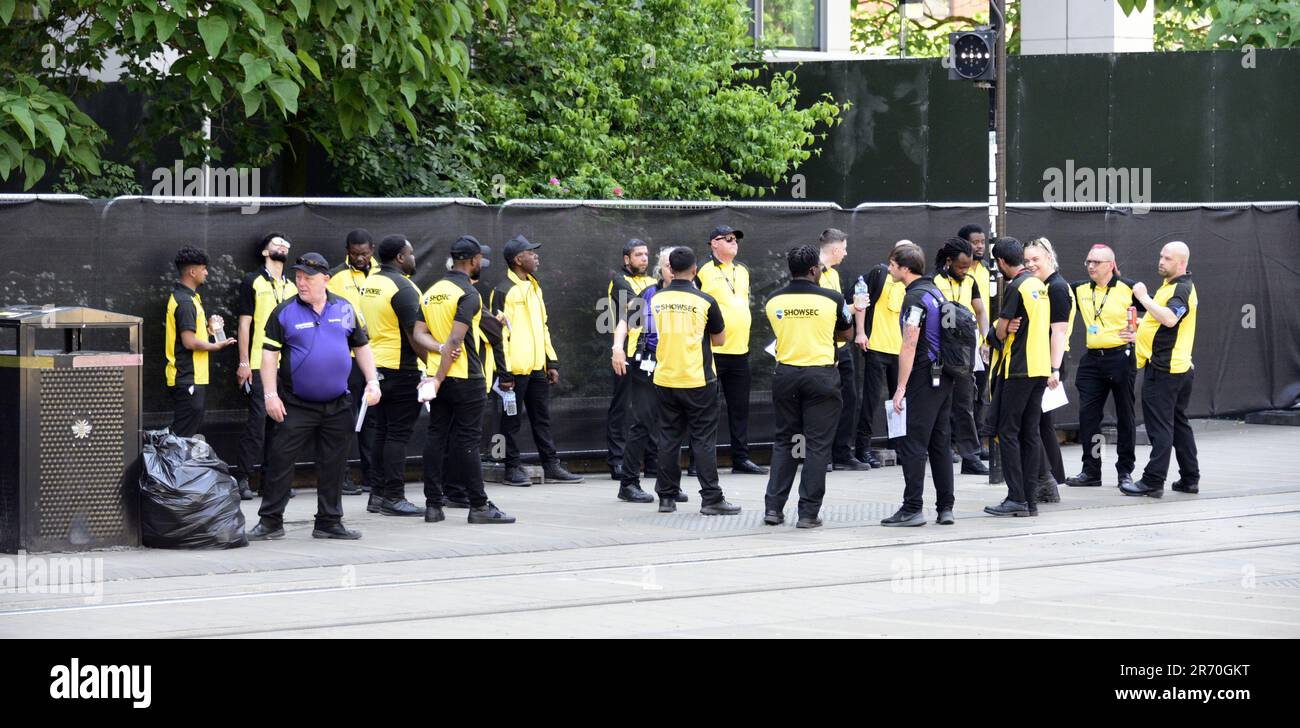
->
xmin=881 ymin=243 xmax=956 ymax=528
xmin=248 ymin=252 xmax=382 ymax=541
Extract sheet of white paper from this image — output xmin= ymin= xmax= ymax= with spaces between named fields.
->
xmin=354 ymin=399 xmax=368 ymax=432
xmin=886 ymin=399 xmax=907 ymax=439
xmin=764 ymin=339 xmax=777 ymax=358
xmin=1041 ymin=382 xmax=1068 ymax=413
xmin=973 ymin=341 xmax=985 ymax=372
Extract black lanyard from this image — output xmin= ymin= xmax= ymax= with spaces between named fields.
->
xmin=263 ymin=269 xmax=287 ymax=305
xmin=716 ymin=262 xmax=737 ymax=295
xmin=1089 ymin=283 xmax=1113 ymax=327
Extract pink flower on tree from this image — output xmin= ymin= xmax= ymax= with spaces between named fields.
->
xmin=613 ymin=186 xmax=623 ymax=197
xmin=548 ymin=177 xmax=560 ymax=186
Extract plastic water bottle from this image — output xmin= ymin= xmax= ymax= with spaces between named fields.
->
xmin=502 ymin=390 xmax=517 ymax=416
xmin=853 ymin=276 xmax=869 ymax=310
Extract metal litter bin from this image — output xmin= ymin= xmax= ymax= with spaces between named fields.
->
xmin=0 ymin=306 xmax=143 ymax=552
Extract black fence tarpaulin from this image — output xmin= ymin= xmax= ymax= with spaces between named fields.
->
xmin=0 ymin=196 xmax=1295 ymax=460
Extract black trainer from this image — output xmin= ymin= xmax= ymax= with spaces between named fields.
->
xmin=468 ymin=501 xmax=516 ymax=524
xmin=674 ymin=491 xmax=689 ymax=503
xmin=366 ymin=493 xmax=383 ymax=513
xmin=961 ymin=459 xmax=990 ymax=476
xmin=731 ymin=459 xmax=768 ymax=475
xmin=862 ymin=451 xmax=884 ymax=469
xmin=380 ymin=498 xmax=423 ymax=516
xmin=312 ymin=523 xmax=362 ymax=540
xmin=424 ymin=506 xmax=446 ymax=522
xmin=795 ymin=517 xmax=823 ymax=529
xmin=237 ymin=478 xmax=255 ymax=501
xmin=1171 ymin=479 xmax=1199 ymax=494
xmin=763 ymin=510 xmax=784 ymax=525
xmin=341 ymin=475 xmax=365 ymax=496
xmin=881 ymin=509 xmax=925 ymax=527
xmin=544 ymin=462 xmax=585 ymax=483
xmin=1036 ymin=479 xmax=1061 ymax=503
xmin=247 ymin=521 xmax=285 ymax=541
xmin=618 ymin=485 xmax=655 ymax=503
xmin=502 ymin=466 xmax=532 ymax=487
xmin=832 ymin=458 xmax=871 ymax=471
xmin=936 ymin=509 xmax=955 ymax=525
xmin=658 ymin=497 xmax=677 ymax=513
xmin=700 ymin=500 xmax=742 ymax=515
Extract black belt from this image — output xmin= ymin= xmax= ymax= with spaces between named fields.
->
xmin=776 ymin=362 xmax=836 ymax=370
xmin=1085 ymin=345 xmax=1131 ymax=357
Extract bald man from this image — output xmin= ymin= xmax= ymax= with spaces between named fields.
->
xmin=1068 ymin=245 xmax=1142 ymax=490
xmin=1121 ymin=241 xmax=1200 ymax=497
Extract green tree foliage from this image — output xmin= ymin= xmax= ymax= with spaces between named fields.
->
xmin=335 ymin=0 xmax=846 ymax=200
xmin=0 ymin=0 xmax=506 ymax=191
xmin=1119 ymin=0 xmax=1300 ymax=49
xmin=850 ymin=1 xmax=1021 ymax=58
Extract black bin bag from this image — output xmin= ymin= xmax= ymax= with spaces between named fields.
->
xmin=139 ymin=430 xmax=248 ymax=549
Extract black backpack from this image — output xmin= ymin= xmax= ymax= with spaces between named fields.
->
xmin=919 ymin=280 xmax=977 ymax=378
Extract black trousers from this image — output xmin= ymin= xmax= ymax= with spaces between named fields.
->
xmin=949 ymin=370 xmax=982 ymax=461
xmin=654 ymin=382 xmax=723 ymax=505
xmin=974 ymin=368 xmax=989 ymax=441
xmin=1140 ymin=366 xmax=1200 ymax=489
xmin=713 ymin=353 xmax=752 ymax=462
xmin=606 ymin=369 xmax=630 ymax=470
xmin=423 ymin=378 xmax=488 ymax=508
xmin=1075 ymin=347 xmax=1137 ymax=478
xmin=856 ymin=349 xmax=899 ymax=452
xmin=831 ymin=345 xmax=859 ymax=462
xmin=237 ymin=375 xmax=274 ymax=481
xmin=994 ymin=376 xmax=1047 ymax=506
xmin=258 ymin=392 xmax=352 ymax=529
xmin=765 ymin=365 xmax=841 ymax=519
xmin=500 ymin=369 xmax=559 ymax=469
xmin=619 ymin=364 xmax=661 ymax=488
xmin=169 ymin=383 xmax=205 ymax=438
xmin=1037 ymin=361 xmax=1069 ymax=485
xmin=347 ymin=361 xmax=377 ymax=484
xmin=368 ymin=368 xmax=421 ymax=501
xmin=897 ymin=370 xmax=955 ymax=513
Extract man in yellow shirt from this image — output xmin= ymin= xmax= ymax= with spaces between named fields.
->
xmin=694 ymin=225 xmax=766 ymax=475
xmin=959 ymin=223 xmax=993 ymax=459
xmin=818 ymin=229 xmax=870 ymax=471
xmin=606 ymin=239 xmax=657 ymax=480
xmin=855 ymin=239 xmax=910 ymax=467
xmin=165 ymin=246 xmax=236 ymax=437
xmin=327 ymin=228 xmax=378 ymax=496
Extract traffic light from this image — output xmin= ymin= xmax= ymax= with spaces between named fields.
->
xmin=948 ymin=27 xmax=997 ymax=81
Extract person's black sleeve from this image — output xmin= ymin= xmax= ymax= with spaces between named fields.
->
xmin=236 ymin=274 xmax=257 ymax=317
xmin=262 ymin=304 xmax=284 ymax=351
xmin=485 ymin=286 xmax=511 ymax=383
xmin=1166 ymin=282 xmax=1193 ymax=321
xmin=392 ymin=281 xmax=423 ymax=332
xmin=970 ymin=277 xmax=982 ymax=302
xmin=1049 ymin=282 xmax=1071 ymax=324
xmin=174 ymin=295 xmax=198 ymax=334
xmin=344 ymin=302 xmax=369 ymax=348
xmin=453 ymin=291 xmax=477 ymax=327
xmin=999 ymin=279 xmax=1024 ymax=320
xmin=610 ymin=276 xmax=636 ymax=325
xmin=705 ymin=296 xmax=725 ymax=335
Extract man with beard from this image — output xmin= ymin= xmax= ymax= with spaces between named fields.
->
xmin=606 ymin=239 xmax=658 ymax=480
xmin=959 ymin=223 xmax=993 ymax=459
xmin=235 ymin=232 xmax=293 ymax=500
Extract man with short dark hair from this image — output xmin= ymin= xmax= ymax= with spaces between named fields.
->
xmin=489 ymin=235 xmax=583 ymax=486
xmin=606 ymin=238 xmax=658 ymax=480
xmin=881 ymin=243 xmax=956 ymax=527
xmin=248 ymin=253 xmax=381 ymax=541
xmin=234 ymin=233 xmax=293 ymax=500
xmin=165 ymin=246 xmax=236 ymax=437
xmin=984 ymin=238 xmax=1051 ymax=517
xmin=651 ymin=247 xmax=742 ymax=515
xmin=329 ymin=228 xmax=379 ymax=495
xmin=959 ymin=223 xmax=993 ymax=459
xmin=855 ymin=240 xmax=911 ymax=468
xmin=932 ymin=237 xmax=990 ymax=477
xmin=763 ymin=245 xmax=853 ymax=528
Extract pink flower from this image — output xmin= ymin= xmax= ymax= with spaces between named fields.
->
xmin=613 ymin=186 xmax=623 ymax=196
xmin=548 ymin=177 xmax=560 ymax=186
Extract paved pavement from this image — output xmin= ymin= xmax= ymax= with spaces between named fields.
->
xmin=2 ymin=419 xmax=1298 ymax=638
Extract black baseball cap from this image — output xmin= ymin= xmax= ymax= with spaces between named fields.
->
xmin=290 ymin=252 xmax=330 ymax=276
xmin=709 ymin=225 xmax=744 ymax=241
xmin=503 ymin=234 xmax=541 ymax=264
xmin=450 ymin=235 xmax=491 ymax=267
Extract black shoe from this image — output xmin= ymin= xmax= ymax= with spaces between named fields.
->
xmin=1117 ymin=473 xmax=1135 ymax=491
xmin=763 ymin=510 xmax=784 ymax=525
xmin=608 ymin=461 xmax=623 ymax=481
xmin=731 ymin=459 xmax=768 ymax=475
xmin=380 ymin=498 xmax=423 ymax=516
xmin=544 ymin=462 xmax=585 ymax=483
xmin=617 ymin=485 xmax=655 ymax=503
xmin=312 ymin=522 xmax=362 ymax=540
xmin=1171 ymin=479 xmax=1199 ymax=494
xmin=445 ymin=497 xmax=471 ymax=509
xmin=832 ymin=457 xmax=871 ymax=471
xmin=468 ymin=501 xmax=516 ymax=524
xmin=686 ymin=465 xmax=698 ymax=477
xmin=961 ymin=459 xmax=990 ymax=476
xmin=247 ymin=521 xmax=285 ymax=541
xmin=1036 ymin=479 xmax=1061 ymax=503
xmin=700 ymin=500 xmax=742 ymax=515
xmin=1025 ymin=506 xmax=1039 ymax=517
xmin=1119 ymin=479 xmax=1164 ymax=498
xmin=674 ymin=491 xmax=689 ymax=503
xmin=863 ymin=451 xmax=884 ymax=469
xmin=366 ymin=493 xmax=383 ymax=513
xmin=984 ymin=499 xmax=1029 ymax=517
xmin=424 ymin=506 xmax=446 ymax=522
xmin=951 ymin=452 xmax=961 ymax=464
xmin=796 ymin=516 xmax=823 ymax=529
xmin=658 ymin=497 xmax=677 ymax=513
xmin=881 ymin=509 xmax=925 ymax=527
xmin=1065 ymin=471 xmax=1102 ymax=487
xmin=237 ymin=478 xmax=255 ymax=501
xmin=341 ymin=476 xmax=365 ymax=496
xmin=502 ymin=466 xmax=532 ymax=487
xmin=936 ymin=509 xmax=955 ymax=525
